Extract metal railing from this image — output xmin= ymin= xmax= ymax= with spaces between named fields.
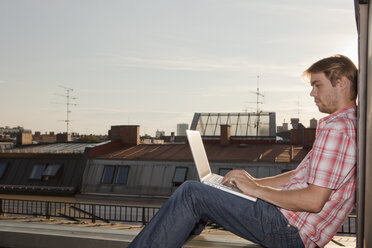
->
xmin=337 ymin=214 xmax=356 ymax=234
xmin=0 ymin=198 xmax=159 ymax=225
xmin=0 ymin=198 xmax=356 ymax=235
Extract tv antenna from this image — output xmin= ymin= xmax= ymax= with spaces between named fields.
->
xmin=246 ymin=75 xmax=264 ymax=113
xmin=245 ymin=75 xmax=264 ymax=136
xmin=53 ymin=86 xmax=78 ymax=135
xmin=296 ymin=97 xmax=301 ymax=119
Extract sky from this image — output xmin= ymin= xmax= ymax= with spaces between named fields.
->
xmin=0 ymin=0 xmax=358 ymax=136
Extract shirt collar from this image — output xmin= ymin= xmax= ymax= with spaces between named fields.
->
xmin=318 ymin=105 xmax=357 ymax=127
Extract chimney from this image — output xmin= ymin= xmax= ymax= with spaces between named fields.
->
xmin=109 ymin=125 xmax=140 ymax=146
xmin=56 ymin=132 xmax=71 ymax=142
xmin=16 ymin=131 xmax=32 ymax=145
xmin=170 ymin=132 xmax=175 ymax=143
xmin=290 ymin=118 xmax=299 ymax=129
xmin=220 ymin=125 xmax=231 ymax=145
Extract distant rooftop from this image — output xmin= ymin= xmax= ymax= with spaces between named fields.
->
xmin=0 ymin=142 xmax=99 ymax=154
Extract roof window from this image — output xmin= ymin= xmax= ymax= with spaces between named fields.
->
xmin=173 ymin=167 xmax=188 ymax=186
xmin=43 ymin=164 xmax=62 ymax=177
xmin=115 ymin=166 xmax=129 ymax=185
xmin=29 ymin=164 xmax=62 ymax=180
xmin=29 ymin=165 xmax=46 ymax=180
xmin=101 ymin=165 xmax=115 ymax=184
xmin=0 ymin=163 xmax=8 ymax=178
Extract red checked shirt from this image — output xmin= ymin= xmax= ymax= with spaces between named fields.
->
xmin=279 ymin=106 xmax=357 ymax=248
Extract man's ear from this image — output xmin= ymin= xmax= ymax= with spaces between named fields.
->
xmin=336 ymin=76 xmax=349 ymax=90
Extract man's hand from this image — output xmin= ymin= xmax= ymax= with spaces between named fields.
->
xmin=222 ymin=170 xmax=260 ymax=197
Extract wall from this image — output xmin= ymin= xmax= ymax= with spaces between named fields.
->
xmin=80 ymin=159 xmax=299 ymax=197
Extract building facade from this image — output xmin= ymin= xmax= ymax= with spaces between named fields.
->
xmin=79 ymin=125 xmax=309 ymax=203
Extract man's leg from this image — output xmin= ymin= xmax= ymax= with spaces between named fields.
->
xmin=128 ymin=181 xmax=304 ymax=248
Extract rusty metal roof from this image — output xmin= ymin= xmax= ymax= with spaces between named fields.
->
xmin=94 ymin=143 xmax=309 ymax=163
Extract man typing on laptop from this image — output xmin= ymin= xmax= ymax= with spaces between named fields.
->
xmin=128 ymin=55 xmax=357 ymax=248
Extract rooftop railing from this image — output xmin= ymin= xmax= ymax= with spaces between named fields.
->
xmin=0 ymin=198 xmax=159 ymax=225
xmin=0 ymin=198 xmax=356 ymax=235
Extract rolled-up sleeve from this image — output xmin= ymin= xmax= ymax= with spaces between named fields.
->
xmin=308 ymin=129 xmax=356 ymax=190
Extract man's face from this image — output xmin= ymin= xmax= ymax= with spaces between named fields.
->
xmin=309 ymin=72 xmax=340 ymax=114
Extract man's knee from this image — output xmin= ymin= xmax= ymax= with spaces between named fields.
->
xmin=175 ymin=180 xmax=207 ymax=197
xmin=178 ymin=180 xmax=201 ymax=191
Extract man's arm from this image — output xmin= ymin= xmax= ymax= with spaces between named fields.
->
xmin=254 ymin=170 xmax=294 ymax=188
xmin=256 ymin=184 xmax=332 ymax=213
xmin=222 ymin=170 xmax=332 ymax=213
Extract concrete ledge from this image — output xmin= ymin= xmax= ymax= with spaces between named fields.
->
xmin=0 ymin=219 xmax=356 ymax=248
xmin=0 ymin=221 xmax=134 ymax=248
xmin=0 ymin=220 xmax=259 ymax=248
xmin=0 ymin=231 xmax=128 ymax=248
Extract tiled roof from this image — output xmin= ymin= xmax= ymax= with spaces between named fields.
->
xmin=95 ymin=143 xmax=309 ymax=163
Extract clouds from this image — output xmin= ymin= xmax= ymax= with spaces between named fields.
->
xmin=78 ymin=107 xmax=189 ymax=116
xmin=0 ymin=0 xmax=357 ymax=136
xmin=104 ymin=54 xmax=304 ymax=76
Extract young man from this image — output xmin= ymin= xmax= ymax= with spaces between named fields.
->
xmin=128 ymin=55 xmax=357 ymax=248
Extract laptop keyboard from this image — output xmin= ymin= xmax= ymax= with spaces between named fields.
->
xmin=207 ymin=175 xmax=241 ymax=193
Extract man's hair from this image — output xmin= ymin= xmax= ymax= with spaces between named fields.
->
xmin=304 ymin=54 xmax=358 ymax=100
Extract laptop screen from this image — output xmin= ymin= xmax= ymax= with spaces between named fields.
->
xmin=186 ymin=130 xmax=211 ymax=181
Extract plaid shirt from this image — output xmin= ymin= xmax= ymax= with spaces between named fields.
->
xmin=279 ymin=106 xmax=357 ymax=248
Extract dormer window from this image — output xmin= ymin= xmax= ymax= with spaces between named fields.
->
xmin=101 ymin=165 xmax=130 ymax=185
xmin=173 ymin=167 xmax=188 ymax=186
xmin=29 ymin=165 xmax=46 ymax=180
xmin=101 ymin=165 xmax=115 ymax=184
xmin=43 ymin=164 xmax=62 ymax=180
xmin=115 ymin=166 xmax=129 ymax=185
xmin=0 ymin=163 xmax=8 ymax=178
xmin=43 ymin=164 xmax=62 ymax=177
xmin=29 ymin=164 xmax=62 ymax=180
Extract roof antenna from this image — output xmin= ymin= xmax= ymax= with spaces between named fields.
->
xmin=53 ymin=86 xmax=78 ymax=135
xmin=245 ymin=75 xmax=265 ymax=136
xmin=247 ymin=75 xmax=264 ymax=113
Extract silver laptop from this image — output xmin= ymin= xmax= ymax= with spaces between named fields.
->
xmin=186 ymin=130 xmax=256 ymax=202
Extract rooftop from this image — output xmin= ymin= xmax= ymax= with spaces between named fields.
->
xmin=95 ymin=142 xmax=309 ymax=163
xmin=0 ymin=142 xmax=99 ymax=154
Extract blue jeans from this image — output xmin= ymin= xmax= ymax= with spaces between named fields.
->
xmin=128 ymin=181 xmax=304 ymax=248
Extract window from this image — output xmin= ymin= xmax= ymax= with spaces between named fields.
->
xmin=173 ymin=167 xmax=188 ymax=186
xmin=219 ymin=168 xmax=232 ymax=177
xmin=29 ymin=165 xmax=46 ymax=180
xmin=0 ymin=163 xmax=8 ymax=178
xmin=101 ymin=166 xmax=115 ymax=184
xmin=43 ymin=164 xmax=62 ymax=176
xmin=115 ymin=166 xmax=129 ymax=184
xmin=29 ymin=164 xmax=63 ymax=180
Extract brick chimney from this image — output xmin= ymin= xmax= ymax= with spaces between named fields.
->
xmin=16 ymin=131 xmax=32 ymax=145
xmin=220 ymin=125 xmax=231 ymax=145
xmin=109 ymin=125 xmax=140 ymax=146
xmin=56 ymin=132 xmax=71 ymax=142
